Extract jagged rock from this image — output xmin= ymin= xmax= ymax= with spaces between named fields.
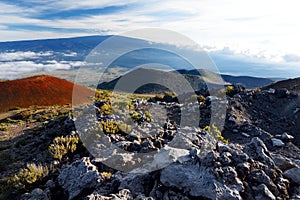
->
xmin=236 ymin=162 xmax=251 ymax=178
xmin=271 ymin=153 xmax=299 ymax=170
xmin=290 ymin=91 xmax=299 ymax=98
xmin=290 ymin=186 xmax=300 ymax=199
xmin=243 ymin=137 xmax=274 ymax=167
xmin=254 ymin=184 xmax=276 ymax=200
xmin=199 ymin=151 xmax=219 ymax=167
xmin=271 ymin=138 xmax=285 ymax=147
xmin=118 ymin=173 xmax=152 ymax=197
xmin=249 ymin=169 xmax=278 ymax=195
xmin=283 ymin=168 xmax=300 ymax=185
xmin=281 ymin=132 xmax=294 ymax=141
xmin=219 ymin=152 xmax=232 ymax=165
xmin=275 ymin=177 xmax=290 ymax=196
xmin=160 ymin=163 xmax=242 ymax=199
xmin=58 ymin=157 xmax=103 ymax=200
xmin=21 ymin=188 xmax=50 ymax=200
xmin=85 ymin=189 xmax=133 ymax=200
xmin=275 ymin=88 xmax=289 ymax=98
xmin=134 ymin=194 xmax=155 ymax=200
xmin=45 ymin=180 xmax=56 ymax=189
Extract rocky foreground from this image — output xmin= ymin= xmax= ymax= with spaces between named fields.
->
xmin=1 ymin=86 xmax=300 ymax=200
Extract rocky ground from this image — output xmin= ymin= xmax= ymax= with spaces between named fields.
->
xmin=1 ymin=86 xmax=300 ymax=200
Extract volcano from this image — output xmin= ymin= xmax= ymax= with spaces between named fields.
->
xmin=0 ymin=75 xmax=93 ymax=113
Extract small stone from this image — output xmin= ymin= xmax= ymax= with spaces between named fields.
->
xmin=45 ymin=180 xmax=56 ymax=189
xmin=228 ymin=116 xmax=236 ymax=122
xmin=241 ymin=132 xmax=250 ymax=138
xmin=281 ymin=132 xmax=294 ymax=141
xmin=271 ymin=138 xmax=285 ymax=147
xmin=268 ymin=88 xmax=276 ymax=94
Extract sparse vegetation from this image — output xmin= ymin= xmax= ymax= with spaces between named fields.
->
xmin=99 ymin=121 xmax=132 ymax=134
xmin=48 ymin=135 xmax=79 ymax=160
xmin=202 ymin=125 xmax=228 ymax=144
xmin=99 ymin=103 xmax=112 ymax=115
xmin=3 ymin=163 xmax=48 ymax=193
xmin=101 ymin=172 xmax=113 ymax=179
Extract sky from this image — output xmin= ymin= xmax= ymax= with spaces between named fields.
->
xmin=1 ymin=0 xmax=300 ymax=78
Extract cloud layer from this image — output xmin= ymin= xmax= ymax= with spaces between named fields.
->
xmin=0 ymin=0 xmax=300 ymax=77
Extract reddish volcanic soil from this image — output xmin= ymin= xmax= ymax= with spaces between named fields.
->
xmin=0 ymin=75 xmax=94 ymax=113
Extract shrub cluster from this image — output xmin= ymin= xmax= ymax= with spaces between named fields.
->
xmin=48 ymin=135 xmax=79 ymax=160
xmin=202 ymin=125 xmax=228 ymax=144
xmin=99 ymin=121 xmax=132 ymax=134
xmin=2 ymin=163 xmax=48 ymax=195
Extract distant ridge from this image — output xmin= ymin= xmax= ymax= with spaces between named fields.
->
xmin=264 ymin=77 xmax=300 ymax=93
xmin=0 ymin=75 xmax=93 ymax=113
xmin=98 ymin=68 xmax=274 ymax=93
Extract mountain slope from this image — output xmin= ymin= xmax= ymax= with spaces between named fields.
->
xmin=264 ymin=77 xmax=300 ymax=93
xmin=98 ymin=68 xmax=274 ymax=93
xmin=0 ymin=75 xmax=93 ymax=113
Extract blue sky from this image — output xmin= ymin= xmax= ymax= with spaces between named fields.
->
xmin=0 ymin=0 xmax=300 ymax=78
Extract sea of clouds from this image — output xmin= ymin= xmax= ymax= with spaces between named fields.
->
xmin=0 ymin=51 xmax=88 ymax=79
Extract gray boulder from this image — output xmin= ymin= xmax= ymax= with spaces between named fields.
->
xmin=21 ymin=188 xmax=50 ymax=200
xmin=118 ymin=173 xmax=152 ymax=197
xmin=243 ymin=137 xmax=274 ymax=167
xmin=283 ymin=168 xmax=300 ymax=185
xmin=271 ymin=138 xmax=285 ymax=147
xmin=271 ymin=153 xmax=299 ymax=171
xmin=160 ymin=163 xmax=242 ymax=199
xmin=254 ymin=184 xmax=276 ymax=200
xmin=58 ymin=157 xmax=103 ymax=200
xmin=275 ymin=88 xmax=289 ymax=98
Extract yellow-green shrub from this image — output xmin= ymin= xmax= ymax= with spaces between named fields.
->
xmin=130 ymin=111 xmax=142 ymax=123
xmin=99 ymin=103 xmax=112 ymax=115
xmin=48 ymin=135 xmax=79 ymax=160
xmin=100 ymin=121 xmax=132 ymax=134
xmin=203 ymin=125 xmax=228 ymax=144
xmin=101 ymin=172 xmax=112 ymax=179
xmin=197 ymin=95 xmax=206 ymax=103
xmin=7 ymin=163 xmax=48 ymax=191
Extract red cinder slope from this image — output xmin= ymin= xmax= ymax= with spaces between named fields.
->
xmin=0 ymin=75 xmax=94 ymax=113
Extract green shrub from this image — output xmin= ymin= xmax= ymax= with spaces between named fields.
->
xmin=48 ymin=135 xmax=79 ymax=160
xmin=99 ymin=121 xmax=132 ymax=134
xmin=144 ymin=111 xmax=152 ymax=123
xmin=197 ymin=95 xmax=206 ymax=103
xmin=5 ymin=163 xmax=48 ymax=191
xmin=101 ymin=172 xmax=112 ymax=179
xmin=99 ymin=103 xmax=112 ymax=115
xmin=130 ymin=111 xmax=142 ymax=123
xmin=203 ymin=125 xmax=228 ymax=144
xmin=94 ymin=90 xmax=112 ymax=101
xmin=100 ymin=121 xmax=119 ymax=134
xmin=0 ymin=123 xmax=9 ymax=131
xmin=225 ymin=85 xmax=235 ymax=96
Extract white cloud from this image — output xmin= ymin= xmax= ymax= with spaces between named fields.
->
xmin=1 ymin=0 xmax=300 ymax=77
xmin=0 ymin=51 xmax=53 ymax=61
xmin=0 ymin=60 xmax=89 ymax=79
xmin=62 ymin=52 xmax=77 ymax=57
